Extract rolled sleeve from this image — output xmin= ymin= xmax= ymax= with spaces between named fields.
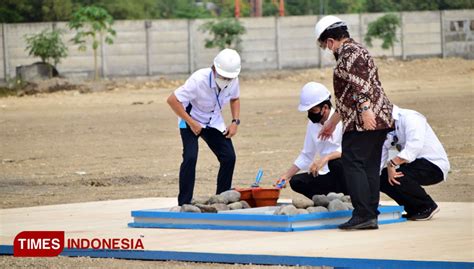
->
xmin=294 ymin=123 xmax=316 ymax=171
xmin=231 ymin=79 xmax=240 ymax=100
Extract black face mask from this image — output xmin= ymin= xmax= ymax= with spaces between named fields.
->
xmin=334 ymin=51 xmax=339 ymax=61
xmin=308 ymin=110 xmax=324 ymax=123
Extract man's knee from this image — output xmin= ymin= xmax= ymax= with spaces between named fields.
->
xmin=182 ymin=150 xmax=198 ymax=164
xmin=219 ymin=151 xmax=236 ymax=165
xmin=289 ymin=175 xmax=305 ymax=191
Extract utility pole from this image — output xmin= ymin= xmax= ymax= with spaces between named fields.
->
xmin=279 ymin=0 xmax=285 ymax=16
xmin=235 ymin=0 xmax=240 ymax=18
xmin=250 ymin=0 xmax=262 ymax=17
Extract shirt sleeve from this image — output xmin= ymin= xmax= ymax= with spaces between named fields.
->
xmin=231 ymin=78 xmax=240 ymax=100
xmin=397 ymin=114 xmax=427 ymax=162
xmin=294 ymin=123 xmax=316 ymax=171
xmin=174 ymin=75 xmax=198 ymax=103
xmin=331 ymin=122 xmax=343 ymax=153
xmin=344 ymin=52 xmax=372 ymax=104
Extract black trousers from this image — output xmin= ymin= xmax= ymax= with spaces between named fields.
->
xmin=178 ymin=126 xmax=236 ymax=205
xmin=380 ymin=158 xmax=443 ymax=215
xmin=290 ymin=159 xmax=347 ymax=199
xmin=342 ymin=129 xmax=390 ymax=219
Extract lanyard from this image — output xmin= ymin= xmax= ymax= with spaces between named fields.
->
xmin=209 ymin=71 xmax=222 ymax=111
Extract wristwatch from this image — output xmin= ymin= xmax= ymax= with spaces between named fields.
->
xmin=358 ymin=105 xmax=370 ymax=113
xmin=388 ymin=159 xmax=400 ymax=169
xmin=231 ymin=119 xmax=240 ymax=125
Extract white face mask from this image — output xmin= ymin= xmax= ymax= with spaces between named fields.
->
xmin=215 ymin=76 xmax=232 ymax=90
xmin=321 ymin=47 xmax=335 ymax=62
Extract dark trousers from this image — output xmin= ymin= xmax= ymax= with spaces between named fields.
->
xmin=290 ymin=159 xmax=347 ymax=199
xmin=380 ymin=158 xmax=443 ymax=215
xmin=178 ymin=126 xmax=236 ymax=205
xmin=342 ymin=129 xmax=389 ymax=219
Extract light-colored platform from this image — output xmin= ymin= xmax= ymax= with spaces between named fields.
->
xmin=1 ymin=198 xmax=473 ymax=268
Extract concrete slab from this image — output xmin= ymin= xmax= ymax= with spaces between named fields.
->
xmin=0 ymin=198 xmax=472 ymax=268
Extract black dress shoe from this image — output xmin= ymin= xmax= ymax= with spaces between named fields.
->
xmin=402 ymin=213 xmax=412 ymax=219
xmin=338 ymin=216 xmax=378 ymax=230
xmin=409 ymin=204 xmax=439 ymax=221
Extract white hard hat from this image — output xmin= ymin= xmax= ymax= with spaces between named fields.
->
xmin=298 ymin=82 xmax=331 ymax=112
xmin=213 ymin=48 xmax=241 ymax=79
xmin=314 ymin=15 xmax=345 ymax=41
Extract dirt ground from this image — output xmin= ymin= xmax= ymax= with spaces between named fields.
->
xmin=0 ymin=58 xmax=473 ymax=268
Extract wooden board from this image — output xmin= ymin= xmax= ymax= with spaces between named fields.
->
xmin=0 ymin=198 xmax=472 ymax=268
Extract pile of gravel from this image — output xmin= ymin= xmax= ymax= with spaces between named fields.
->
xmin=274 ymin=192 xmax=353 ymax=216
xmin=169 ymin=190 xmax=250 ymax=213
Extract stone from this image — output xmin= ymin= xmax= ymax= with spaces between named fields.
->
xmin=292 ymin=197 xmax=314 ymax=209
xmin=208 ymin=194 xmax=228 ymax=205
xmin=312 ymin=195 xmax=330 ymax=207
xmin=195 ymin=204 xmax=218 ymax=213
xmin=240 ymin=200 xmax=251 ymax=209
xmin=327 ymin=199 xmax=350 ymax=212
xmin=210 ymin=203 xmax=229 ymax=211
xmin=278 ymin=205 xmax=299 ymax=216
xmin=296 ymin=209 xmax=309 ymax=215
xmin=344 ymin=202 xmax=354 ymax=210
xmin=169 ymin=206 xmax=181 ymax=212
xmin=327 ymin=192 xmax=344 ymax=201
xmin=191 ymin=196 xmax=210 ymax=205
xmin=307 ymin=206 xmax=329 ymax=213
xmin=273 ymin=206 xmax=282 ymax=215
xmin=341 ymin=195 xmax=351 ymax=203
xmin=220 ymin=190 xmax=241 ymax=203
xmin=228 ymin=202 xmax=243 ymax=210
xmin=180 ymin=204 xmax=201 ymax=213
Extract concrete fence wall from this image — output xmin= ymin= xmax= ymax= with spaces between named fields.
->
xmin=0 ymin=9 xmax=472 ymax=81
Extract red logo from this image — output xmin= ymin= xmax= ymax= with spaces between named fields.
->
xmin=14 ymin=231 xmax=64 ymax=257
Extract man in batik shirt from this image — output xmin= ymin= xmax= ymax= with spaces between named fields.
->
xmin=315 ymin=16 xmax=394 ymax=230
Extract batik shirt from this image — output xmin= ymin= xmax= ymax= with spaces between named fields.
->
xmin=333 ymin=38 xmax=393 ymax=132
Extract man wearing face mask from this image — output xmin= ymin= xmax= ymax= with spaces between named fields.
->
xmin=274 ymin=82 xmax=347 ymax=199
xmin=167 ymin=49 xmax=241 ymax=206
xmin=315 ymin=16 xmax=394 ymax=230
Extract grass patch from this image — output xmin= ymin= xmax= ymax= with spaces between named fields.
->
xmin=0 ymin=87 xmax=17 ymax=98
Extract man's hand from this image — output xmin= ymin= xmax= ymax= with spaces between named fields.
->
xmin=319 ymin=120 xmax=337 ymax=141
xmin=361 ymin=109 xmax=377 ymax=130
xmin=309 ymin=157 xmax=327 ymax=177
xmin=387 ymin=166 xmax=404 ymax=186
xmin=224 ymin=123 xmax=238 ymax=138
xmin=189 ymin=120 xmax=203 ymax=136
xmin=274 ymin=176 xmax=289 ymax=188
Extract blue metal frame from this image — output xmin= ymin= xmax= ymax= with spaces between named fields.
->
xmin=1 ymin=245 xmax=471 ymax=269
xmin=129 ymin=206 xmax=405 ymax=232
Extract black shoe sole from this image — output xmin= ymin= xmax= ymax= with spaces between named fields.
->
xmin=338 ymin=220 xmax=379 ymax=230
xmin=409 ymin=206 xmax=440 ymax=221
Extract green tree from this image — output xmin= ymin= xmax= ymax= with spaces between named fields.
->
xmin=200 ymin=18 xmax=246 ymax=52
xmin=25 ymin=28 xmax=68 ymax=77
xmin=42 ymin=0 xmax=73 ymax=21
xmin=365 ymin=13 xmax=400 ymax=56
xmin=68 ymin=6 xmax=116 ymax=80
xmin=366 ymin=0 xmax=398 ymax=12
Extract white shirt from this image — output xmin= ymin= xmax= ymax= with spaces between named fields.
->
xmin=294 ymin=109 xmax=343 ymax=175
xmin=174 ymin=68 xmax=240 ymax=133
xmin=381 ymin=105 xmax=450 ymax=180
